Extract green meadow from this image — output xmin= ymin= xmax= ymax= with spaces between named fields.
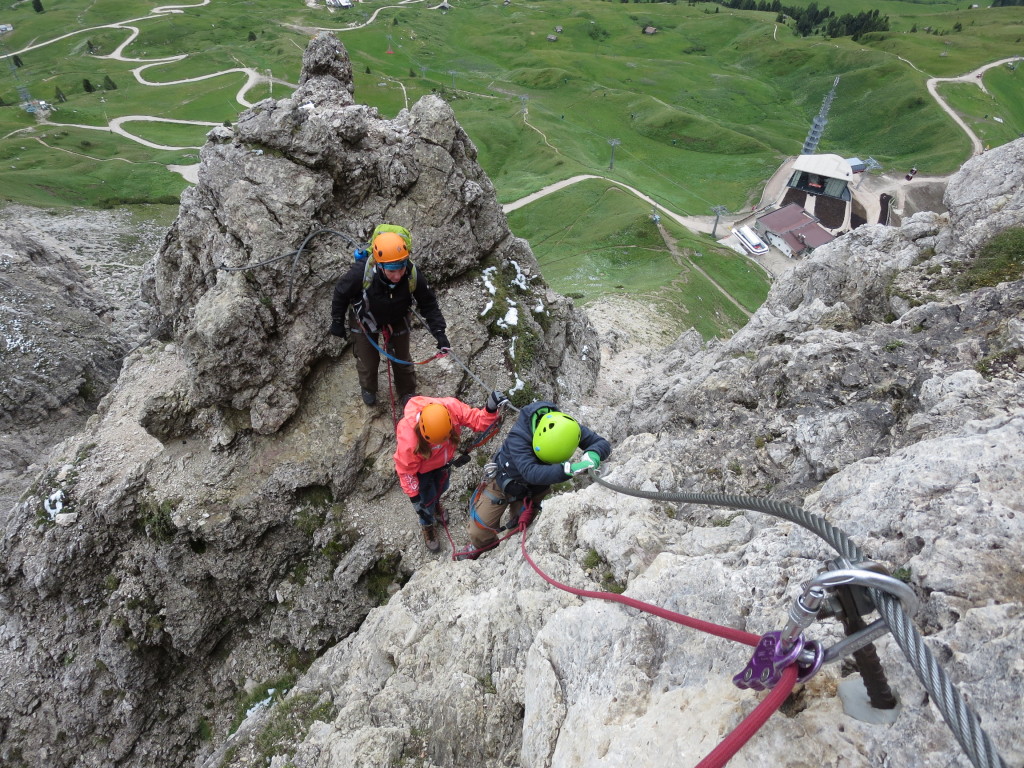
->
xmin=1 ymin=0 xmax=1021 ymax=332
xmin=507 ymin=177 xmax=768 ymax=339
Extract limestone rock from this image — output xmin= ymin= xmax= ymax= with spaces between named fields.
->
xmin=0 ymin=218 xmax=139 ymax=512
xmin=2 ymin=31 xmax=1023 ymax=768
xmin=209 ymin=140 xmax=1024 ymax=768
xmin=0 ymin=32 xmax=600 ymax=768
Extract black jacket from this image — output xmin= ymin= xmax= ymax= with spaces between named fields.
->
xmin=331 ymin=261 xmax=446 ymax=340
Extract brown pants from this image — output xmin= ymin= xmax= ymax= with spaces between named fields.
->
xmin=351 ymin=323 xmax=416 ymax=402
xmin=467 ymin=478 xmax=548 ymax=548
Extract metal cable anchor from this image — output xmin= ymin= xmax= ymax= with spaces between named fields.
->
xmin=808 ymin=567 xmax=919 ymax=665
xmin=733 ymin=564 xmax=918 ymax=691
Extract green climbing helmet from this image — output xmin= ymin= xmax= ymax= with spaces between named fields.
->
xmin=532 ymin=411 xmax=581 ymax=464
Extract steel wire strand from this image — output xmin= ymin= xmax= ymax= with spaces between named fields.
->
xmin=590 ymin=471 xmax=1008 ymax=768
xmin=590 ymin=471 xmax=863 ymax=561
xmin=874 ymin=593 xmax=1005 ymax=768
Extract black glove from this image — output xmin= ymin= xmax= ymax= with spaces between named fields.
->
xmin=330 ymin=319 xmax=347 ymax=339
xmin=435 ymin=333 xmax=451 ymax=351
xmin=485 ymin=390 xmax=508 ymax=413
xmin=451 ymin=453 xmax=471 ymax=468
xmin=410 ymin=495 xmax=429 ymax=520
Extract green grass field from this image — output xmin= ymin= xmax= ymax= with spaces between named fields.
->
xmin=0 ymin=0 xmax=1021 ymax=336
xmin=507 ymin=177 xmax=770 ymax=339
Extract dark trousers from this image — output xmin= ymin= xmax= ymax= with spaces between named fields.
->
xmin=351 ymin=325 xmax=416 ymax=402
xmin=415 ymin=467 xmax=450 ymax=527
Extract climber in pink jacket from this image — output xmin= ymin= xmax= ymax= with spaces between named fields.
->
xmin=393 ymin=392 xmax=508 ymax=552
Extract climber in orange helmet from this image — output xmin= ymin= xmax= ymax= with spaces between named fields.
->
xmin=330 ymin=226 xmax=449 ymax=407
xmin=393 ymin=391 xmax=509 ymax=552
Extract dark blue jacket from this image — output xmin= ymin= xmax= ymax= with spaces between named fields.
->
xmin=492 ymin=400 xmax=611 ymax=498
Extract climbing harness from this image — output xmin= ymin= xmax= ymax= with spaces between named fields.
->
xmin=351 ymin=313 xmax=446 ymax=368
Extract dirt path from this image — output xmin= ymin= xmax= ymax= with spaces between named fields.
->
xmin=925 ymin=56 xmax=1024 ymax=156
xmin=655 ymin=220 xmax=752 ymax=319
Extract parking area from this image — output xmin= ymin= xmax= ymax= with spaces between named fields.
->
xmin=718 ymin=232 xmax=796 ymax=278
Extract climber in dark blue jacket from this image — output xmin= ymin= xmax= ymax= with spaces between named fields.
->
xmin=456 ymin=399 xmax=611 ymax=560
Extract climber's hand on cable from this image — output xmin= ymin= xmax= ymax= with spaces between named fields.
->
xmin=563 ymin=451 xmax=600 ymax=477
xmin=435 ymin=333 xmax=451 ymax=353
xmin=330 ymin=320 xmax=347 ymax=339
xmin=485 ymin=390 xmax=509 ymax=413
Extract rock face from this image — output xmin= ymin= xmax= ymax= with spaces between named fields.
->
xmin=0 ymin=33 xmax=599 ymax=768
xmin=1 ymin=32 xmax=1022 ymax=768
xmin=205 ymin=139 xmax=1024 ymax=768
xmin=0 ymin=208 xmax=157 ymax=513
xmin=143 ymin=33 xmax=595 ymax=437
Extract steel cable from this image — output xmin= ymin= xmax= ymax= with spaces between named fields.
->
xmin=589 ymin=471 xmax=1007 ymax=768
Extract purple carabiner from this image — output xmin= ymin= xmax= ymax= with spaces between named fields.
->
xmin=733 ymin=631 xmax=804 ymax=691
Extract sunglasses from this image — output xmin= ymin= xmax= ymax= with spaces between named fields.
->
xmin=380 ymin=260 xmax=408 ymax=271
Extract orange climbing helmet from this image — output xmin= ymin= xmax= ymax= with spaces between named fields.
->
xmin=372 ymin=231 xmax=410 ymax=264
xmin=418 ymin=402 xmax=453 ymax=445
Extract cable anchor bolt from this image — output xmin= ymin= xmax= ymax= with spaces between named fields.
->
xmin=804 ymin=566 xmax=919 ymax=664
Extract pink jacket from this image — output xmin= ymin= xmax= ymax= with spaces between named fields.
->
xmin=393 ymin=396 xmax=499 ymax=497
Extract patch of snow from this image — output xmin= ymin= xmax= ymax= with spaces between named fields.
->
xmin=497 ymin=304 xmax=518 ymax=330
xmin=508 ymin=259 xmax=530 ymax=290
xmin=481 ymin=266 xmax=498 ymax=296
xmin=245 ymin=689 xmax=279 ymax=719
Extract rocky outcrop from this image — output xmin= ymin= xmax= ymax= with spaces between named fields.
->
xmin=0 ymin=33 xmax=600 ymax=768
xmin=143 ymin=32 xmax=596 ymax=436
xmin=0 ymin=210 xmax=155 ymax=513
xmin=207 ymin=140 xmax=1023 ymax=768
xmin=1 ymin=31 xmax=1021 ymax=768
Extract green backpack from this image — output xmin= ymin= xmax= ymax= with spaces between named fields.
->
xmin=360 ymin=223 xmax=418 ymax=292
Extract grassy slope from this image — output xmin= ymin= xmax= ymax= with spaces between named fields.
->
xmin=2 ymin=0 xmax=1022 ymax=211
xmin=507 ymin=178 xmax=768 ymax=339
xmin=0 ymin=0 xmax=1020 ymax=333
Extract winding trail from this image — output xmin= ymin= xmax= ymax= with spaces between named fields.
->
xmin=504 ymin=174 xmax=711 ymax=235
xmin=924 ymin=56 xmax=1023 ymax=156
xmin=3 ymin=0 xmax=1019 ymax=247
xmin=500 ymin=54 xmax=1023 ymax=277
xmin=656 ymin=220 xmax=753 ymax=319
xmin=0 ymin=0 xmax=292 ymax=160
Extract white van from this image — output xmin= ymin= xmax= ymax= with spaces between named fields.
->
xmin=735 ymin=225 xmax=768 ymax=256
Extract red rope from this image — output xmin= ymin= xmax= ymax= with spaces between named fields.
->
xmin=519 ymin=524 xmax=759 ymax=647
xmin=694 ymin=665 xmax=798 ymax=768
xmin=518 ymin=522 xmax=797 ymax=768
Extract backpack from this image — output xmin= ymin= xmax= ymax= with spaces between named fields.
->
xmin=358 ymin=223 xmax=417 ymax=292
